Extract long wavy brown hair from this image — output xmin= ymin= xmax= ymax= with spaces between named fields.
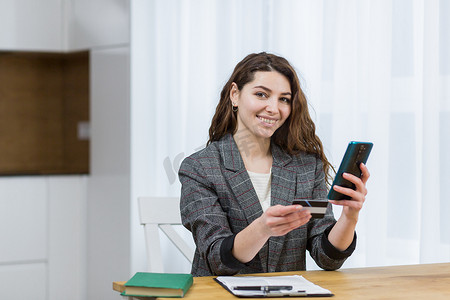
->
xmin=208 ymin=52 xmax=333 ymax=185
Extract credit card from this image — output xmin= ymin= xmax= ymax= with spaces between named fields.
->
xmin=292 ymin=200 xmax=328 ymax=219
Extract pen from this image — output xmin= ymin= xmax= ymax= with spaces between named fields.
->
xmin=304 ymin=200 xmax=312 ymax=207
xmin=233 ymin=285 xmax=293 ymax=292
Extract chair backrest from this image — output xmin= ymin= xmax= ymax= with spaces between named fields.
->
xmin=138 ymin=197 xmax=194 ymax=272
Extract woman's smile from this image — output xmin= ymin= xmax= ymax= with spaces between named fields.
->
xmin=257 ymin=115 xmax=277 ymax=126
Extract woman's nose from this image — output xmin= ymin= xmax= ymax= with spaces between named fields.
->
xmin=265 ymin=97 xmax=278 ymax=112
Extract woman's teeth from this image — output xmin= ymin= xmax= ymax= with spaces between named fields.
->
xmin=258 ymin=116 xmax=275 ymax=124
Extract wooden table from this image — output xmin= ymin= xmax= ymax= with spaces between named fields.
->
xmin=113 ymin=263 xmax=450 ymax=299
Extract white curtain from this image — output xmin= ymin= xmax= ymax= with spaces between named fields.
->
xmin=130 ymin=0 xmax=450 ymax=273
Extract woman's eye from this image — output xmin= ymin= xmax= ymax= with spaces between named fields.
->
xmin=255 ymin=92 xmax=267 ymax=98
xmin=280 ymin=97 xmax=291 ymax=103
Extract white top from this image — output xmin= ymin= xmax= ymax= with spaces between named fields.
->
xmin=247 ymin=169 xmax=272 ymax=212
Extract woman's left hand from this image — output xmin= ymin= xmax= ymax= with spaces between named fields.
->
xmin=328 ymin=163 xmax=370 ymax=221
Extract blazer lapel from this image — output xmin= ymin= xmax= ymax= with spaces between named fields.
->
xmin=267 ymin=143 xmax=296 ymax=272
xmin=220 ymin=134 xmax=268 ymax=272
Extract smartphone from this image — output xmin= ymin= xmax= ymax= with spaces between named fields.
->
xmin=327 ymin=141 xmax=373 ymax=200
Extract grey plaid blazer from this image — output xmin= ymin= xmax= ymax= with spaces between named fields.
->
xmin=179 ymin=134 xmax=354 ymax=276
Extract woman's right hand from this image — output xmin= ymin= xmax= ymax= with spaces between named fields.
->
xmin=258 ymin=204 xmax=311 ymax=237
xmin=233 ymin=204 xmax=311 ymax=263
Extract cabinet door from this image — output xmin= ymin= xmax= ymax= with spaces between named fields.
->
xmin=68 ymin=0 xmax=129 ymax=50
xmin=0 ymin=263 xmax=46 ymax=300
xmin=0 ymin=0 xmax=62 ymax=51
xmin=48 ymin=176 xmax=87 ymax=300
xmin=0 ymin=178 xmax=47 ymax=263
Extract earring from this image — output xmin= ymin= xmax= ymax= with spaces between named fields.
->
xmin=232 ymin=102 xmax=238 ymax=112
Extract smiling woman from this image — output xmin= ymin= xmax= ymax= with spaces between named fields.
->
xmin=208 ymin=53 xmax=333 ymax=184
xmin=178 ymin=52 xmax=370 ymax=276
xmin=131 ymin=0 xmax=450 ymax=275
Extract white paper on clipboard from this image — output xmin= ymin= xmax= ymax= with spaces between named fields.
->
xmin=215 ymin=275 xmax=333 ymax=297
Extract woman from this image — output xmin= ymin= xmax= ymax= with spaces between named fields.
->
xmin=179 ymin=52 xmax=369 ymax=276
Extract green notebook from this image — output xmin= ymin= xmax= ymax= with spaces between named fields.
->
xmin=122 ymin=272 xmax=193 ymax=298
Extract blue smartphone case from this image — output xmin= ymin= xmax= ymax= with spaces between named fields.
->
xmin=327 ymin=141 xmax=373 ymax=200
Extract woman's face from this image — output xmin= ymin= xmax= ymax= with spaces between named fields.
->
xmin=231 ymin=71 xmax=292 ymax=142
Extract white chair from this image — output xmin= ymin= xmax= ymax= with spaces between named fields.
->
xmin=138 ymin=197 xmax=194 ymax=272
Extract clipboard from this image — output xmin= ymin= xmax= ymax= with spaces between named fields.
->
xmin=214 ymin=275 xmax=334 ymax=298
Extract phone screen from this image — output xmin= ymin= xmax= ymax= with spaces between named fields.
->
xmin=327 ymin=141 xmax=373 ymax=200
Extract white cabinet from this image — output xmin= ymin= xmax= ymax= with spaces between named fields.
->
xmin=48 ymin=176 xmax=87 ymax=300
xmin=0 ymin=176 xmax=87 ymax=300
xmin=87 ymin=46 xmax=131 ymax=300
xmin=0 ymin=178 xmax=47 ymax=263
xmin=67 ymin=0 xmax=130 ymax=50
xmin=0 ymin=263 xmax=47 ymax=300
xmin=0 ymin=0 xmax=130 ymax=51
xmin=0 ymin=0 xmax=63 ymax=51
